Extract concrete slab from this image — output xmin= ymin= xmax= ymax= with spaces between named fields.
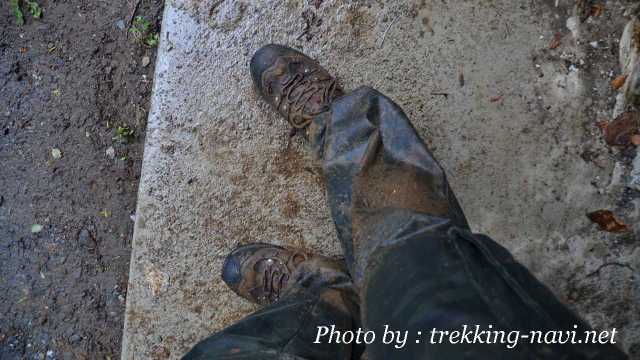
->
xmin=122 ymin=0 xmax=639 ymax=358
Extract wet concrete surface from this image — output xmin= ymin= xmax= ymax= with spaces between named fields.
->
xmin=123 ymin=0 xmax=639 ymax=358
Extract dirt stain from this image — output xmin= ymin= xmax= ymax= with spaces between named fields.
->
xmin=273 ymin=143 xmax=305 ymax=178
xmin=281 ymin=192 xmax=301 ymax=219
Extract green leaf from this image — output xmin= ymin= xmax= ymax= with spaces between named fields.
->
xmin=113 ymin=125 xmax=135 ymax=142
xmin=51 ymin=148 xmax=62 ymax=159
xmin=10 ymin=0 xmax=24 ymax=25
xmin=131 ymin=16 xmax=151 ymax=33
xmin=145 ymin=33 xmax=159 ymax=47
xmin=26 ymin=0 xmax=41 ymax=19
xmin=31 ymin=224 xmax=43 ymax=233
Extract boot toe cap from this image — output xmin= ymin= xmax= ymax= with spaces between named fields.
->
xmin=221 ymin=243 xmax=274 ymax=289
xmin=250 ymin=44 xmax=298 ymax=94
xmin=221 ymin=253 xmax=242 ymax=287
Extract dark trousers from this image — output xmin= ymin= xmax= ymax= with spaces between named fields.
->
xmin=183 ymin=87 xmax=627 ymax=359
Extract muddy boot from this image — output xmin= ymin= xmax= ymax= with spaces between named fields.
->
xmin=250 ymin=44 xmax=343 ymax=131
xmin=183 ymin=243 xmax=363 ymax=360
xmin=221 ymin=243 xmax=349 ymax=306
xmin=250 ymin=45 xmax=468 ymax=282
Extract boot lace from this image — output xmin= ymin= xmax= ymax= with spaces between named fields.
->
xmin=256 ymin=252 xmax=306 ymax=302
xmin=275 ymin=64 xmax=339 ymax=128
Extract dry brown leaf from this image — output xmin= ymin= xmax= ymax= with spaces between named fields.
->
xmin=587 ymin=210 xmax=630 ymax=233
xmin=612 ymin=74 xmax=628 ymax=90
xmin=490 ymin=95 xmax=503 ymax=103
xmin=631 ymin=134 xmax=640 ymax=146
xmin=549 ymin=33 xmax=562 ymax=49
xmin=604 ymin=111 xmax=640 ymax=147
xmin=590 ymin=4 xmax=605 ymax=17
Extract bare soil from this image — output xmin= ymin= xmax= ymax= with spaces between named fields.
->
xmin=1 ymin=0 xmax=163 ymax=358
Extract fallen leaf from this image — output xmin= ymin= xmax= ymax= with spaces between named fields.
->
xmin=99 ymin=209 xmax=112 ymax=218
xmin=51 ymin=148 xmax=62 ymax=159
xmin=490 ymin=95 xmax=503 ymax=103
xmin=632 ymin=134 xmax=640 ymax=146
xmin=145 ymin=268 xmax=169 ymax=296
xmin=590 ymin=4 xmax=605 ymax=17
xmin=31 ymin=224 xmax=43 ymax=233
xmin=106 ymin=146 xmax=115 ymax=158
xmin=604 ymin=111 xmax=640 ymax=147
xmin=549 ymin=33 xmax=562 ymax=49
xmin=19 ymin=47 xmax=28 ymax=53
xmin=587 ymin=210 xmax=629 ymax=233
xmin=612 ymin=74 xmax=628 ymax=90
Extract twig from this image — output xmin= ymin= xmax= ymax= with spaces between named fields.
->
xmin=586 ymin=262 xmax=635 ymax=278
xmin=378 ymin=15 xmax=401 ymax=49
xmin=126 ymin=0 xmax=142 ymax=31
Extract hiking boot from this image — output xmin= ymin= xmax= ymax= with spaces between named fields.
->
xmin=221 ymin=243 xmax=343 ymax=305
xmin=250 ymin=44 xmax=343 ymax=129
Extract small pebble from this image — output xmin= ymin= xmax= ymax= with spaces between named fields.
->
xmin=51 ymin=148 xmax=62 ymax=159
xmin=106 ymin=146 xmax=115 ymax=158
xmin=31 ymin=224 xmax=43 ymax=233
xmin=78 ymin=229 xmax=91 ymax=245
xmin=115 ymin=19 xmax=125 ymax=30
xmin=142 ymin=56 xmax=150 ymax=67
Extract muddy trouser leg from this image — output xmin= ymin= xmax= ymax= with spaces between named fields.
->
xmin=182 ymin=259 xmax=364 ymax=360
xmin=308 ymin=86 xmax=628 ymax=359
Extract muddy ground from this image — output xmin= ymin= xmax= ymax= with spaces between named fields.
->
xmin=1 ymin=0 xmax=162 ymax=358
